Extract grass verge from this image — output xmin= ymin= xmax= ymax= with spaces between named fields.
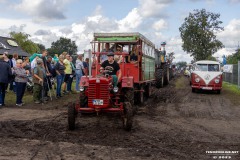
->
xmin=222 ymin=82 xmax=240 ymax=95
xmin=175 ymin=76 xmax=189 ymax=89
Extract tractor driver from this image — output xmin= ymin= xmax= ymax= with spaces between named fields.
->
xmin=100 ymin=52 xmax=122 ymax=90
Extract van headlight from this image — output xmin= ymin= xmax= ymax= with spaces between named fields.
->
xmin=195 ymin=78 xmax=200 ymax=83
xmin=215 ymin=79 xmax=220 ymax=83
xmin=80 ymin=86 xmax=84 ymax=91
xmin=113 ymin=87 xmax=118 ymax=93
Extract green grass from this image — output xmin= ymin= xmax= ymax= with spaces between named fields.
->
xmin=5 ymin=91 xmax=33 ymax=105
xmin=5 ymin=81 xmax=77 ymax=105
xmin=222 ymin=82 xmax=240 ymax=95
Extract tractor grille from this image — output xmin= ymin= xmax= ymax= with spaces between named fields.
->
xmin=88 ymin=81 xmax=109 ymax=105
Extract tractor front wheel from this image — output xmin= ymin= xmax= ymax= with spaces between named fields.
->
xmin=164 ymin=65 xmax=169 ymax=85
xmin=125 ymin=88 xmax=134 ymax=106
xmin=122 ymin=102 xmax=133 ymax=131
xmin=79 ymin=90 xmax=87 ymax=107
xmin=68 ymin=102 xmax=76 ymax=130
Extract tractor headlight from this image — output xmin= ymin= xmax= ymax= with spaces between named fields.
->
xmin=80 ymin=86 xmax=84 ymax=91
xmin=195 ymin=78 xmax=200 ymax=83
xmin=113 ymin=87 xmax=118 ymax=93
xmin=215 ymin=79 xmax=220 ymax=84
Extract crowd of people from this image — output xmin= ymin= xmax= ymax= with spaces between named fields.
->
xmin=0 ymin=43 xmax=140 ymax=107
xmin=0 ymin=50 xmax=89 ymax=106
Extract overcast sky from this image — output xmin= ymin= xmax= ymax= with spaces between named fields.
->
xmin=0 ymin=0 xmax=240 ymax=63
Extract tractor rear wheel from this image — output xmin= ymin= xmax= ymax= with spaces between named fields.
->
xmin=164 ymin=65 xmax=169 ymax=85
xmin=122 ymin=102 xmax=133 ymax=131
xmin=68 ymin=102 xmax=76 ymax=130
xmin=79 ymin=90 xmax=87 ymax=107
xmin=155 ymin=69 xmax=164 ymax=88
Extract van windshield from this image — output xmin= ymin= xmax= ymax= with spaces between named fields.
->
xmin=195 ymin=64 xmax=219 ymax=72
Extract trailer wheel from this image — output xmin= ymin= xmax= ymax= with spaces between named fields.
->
xmin=144 ymin=84 xmax=150 ymax=98
xmin=79 ymin=90 xmax=87 ymax=107
xmin=216 ymin=90 xmax=221 ymax=94
xmin=155 ymin=69 xmax=164 ymax=88
xmin=122 ymin=102 xmax=133 ymax=131
xmin=68 ymin=102 xmax=76 ymax=130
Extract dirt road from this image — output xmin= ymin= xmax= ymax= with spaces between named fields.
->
xmin=0 ymin=76 xmax=239 ymax=160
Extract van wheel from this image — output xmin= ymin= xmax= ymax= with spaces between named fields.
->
xmin=192 ymin=88 xmax=195 ymax=93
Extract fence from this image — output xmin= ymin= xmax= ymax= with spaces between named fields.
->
xmin=222 ymin=63 xmax=239 ymax=87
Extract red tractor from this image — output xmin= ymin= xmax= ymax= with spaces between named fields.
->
xmin=68 ymin=51 xmax=134 ymax=131
xmin=68 ymin=32 xmax=170 ymax=131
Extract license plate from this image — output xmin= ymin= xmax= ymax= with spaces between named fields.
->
xmin=202 ymin=87 xmax=212 ymax=90
xmin=92 ymin=99 xmax=103 ymax=105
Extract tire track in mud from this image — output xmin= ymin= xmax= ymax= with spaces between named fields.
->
xmin=0 ymin=75 xmax=240 ymax=159
xmin=140 ymin=76 xmax=240 ymax=159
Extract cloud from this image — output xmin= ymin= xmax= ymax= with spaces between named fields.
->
xmin=138 ymin=0 xmax=173 ymax=18
xmin=34 ymin=29 xmax=51 ymax=35
xmin=214 ymin=19 xmax=240 ymax=58
xmin=118 ymin=8 xmax=143 ymax=31
xmin=166 ymin=36 xmax=193 ymax=63
xmin=152 ymin=19 xmax=168 ymax=31
xmin=228 ymin=0 xmax=240 ymax=3
xmin=0 ymin=0 xmax=7 ymax=3
xmin=217 ymin=19 xmax=240 ymax=48
xmin=14 ymin=0 xmax=70 ymax=22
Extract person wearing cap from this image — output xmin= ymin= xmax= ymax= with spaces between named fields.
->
xmin=100 ymin=52 xmax=122 ymax=88
xmin=33 ymin=58 xmax=46 ymax=104
xmin=0 ymin=55 xmax=13 ymax=106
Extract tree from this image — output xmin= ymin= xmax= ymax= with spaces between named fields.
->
xmin=176 ymin=61 xmax=187 ymax=69
xmin=48 ymin=37 xmax=77 ymax=56
xmin=227 ymin=49 xmax=240 ymax=64
xmin=37 ymin=43 xmax=46 ymax=52
xmin=167 ymin=52 xmax=175 ymax=63
xmin=179 ymin=9 xmax=224 ymax=61
xmin=10 ymin=32 xmax=40 ymax=54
